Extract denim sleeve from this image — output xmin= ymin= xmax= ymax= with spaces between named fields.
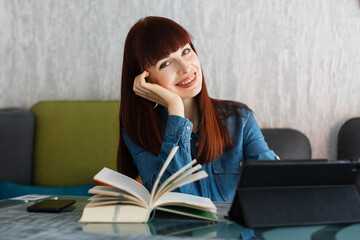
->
xmin=122 ymin=115 xmax=201 ymax=195
xmin=242 ymin=111 xmax=277 ymax=160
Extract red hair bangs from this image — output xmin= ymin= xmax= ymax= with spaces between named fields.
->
xmin=131 ymin=17 xmax=192 ymax=70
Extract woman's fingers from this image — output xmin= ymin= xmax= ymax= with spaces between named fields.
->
xmin=133 ymin=71 xmax=148 ymax=91
xmin=133 ymin=73 xmax=153 ymax=97
xmin=132 ymin=71 xmax=183 ymax=115
xmin=133 ymin=71 xmax=165 ymax=104
xmin=132 ymin=71 xmax=184 ymax=117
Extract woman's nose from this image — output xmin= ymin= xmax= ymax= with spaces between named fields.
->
xmin=177 ymin=59 xmax=190 ymax=75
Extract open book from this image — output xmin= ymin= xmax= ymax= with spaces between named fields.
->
xmin=79 ymin=146 xmax=218 ymax=223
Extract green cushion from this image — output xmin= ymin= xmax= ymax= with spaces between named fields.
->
xmin=30 ymin=101 xmax=120 ymax=187
xmin=0 ymin=182 xmax=92 ymax=200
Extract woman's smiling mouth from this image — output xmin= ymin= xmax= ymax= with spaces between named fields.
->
xmin=176 ymin=72 xmax=197 ymax=87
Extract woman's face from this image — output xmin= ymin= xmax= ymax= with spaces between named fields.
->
xmin=146 ymin=43 xmax=203 ymax=100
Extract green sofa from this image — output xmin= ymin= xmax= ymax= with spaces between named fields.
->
xmin=0 ymin=100 xmax=120 ymax=199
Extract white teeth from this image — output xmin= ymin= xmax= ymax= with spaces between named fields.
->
xmin=177 ymin=74 xmax=195 ymax=86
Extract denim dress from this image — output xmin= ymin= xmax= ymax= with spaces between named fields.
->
xmin=122 ymin=101 xmax=277 ymax=202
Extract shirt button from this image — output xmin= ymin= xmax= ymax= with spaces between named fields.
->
xmin=195 ymin=142 xmax=200 ymax=147
xmin=185 ymin=126 xmax=191 ymax=131
xmin=276 ymin=156 xmax=281 ymax=160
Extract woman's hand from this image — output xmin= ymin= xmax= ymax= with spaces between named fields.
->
xmin=133 ymin=71 xmax=185 ymax=117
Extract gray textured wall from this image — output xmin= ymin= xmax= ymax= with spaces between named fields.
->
xmin=1 ymin=0 xmax=360 ymax=160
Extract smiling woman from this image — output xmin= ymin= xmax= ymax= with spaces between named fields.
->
xmin=146 ymin=43 xmax=203 ymax=100
xmin=117 ymin=16 xmax=277 ymax=202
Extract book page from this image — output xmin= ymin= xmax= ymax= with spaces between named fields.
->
xmin=94 ymin=167 xmax=150 ymax=206
xmin=155 ymin=170 xmax=209 ymax=202
xmin=89 ymin=185 xmax=140 ymax=200
xmin=154 ymin=163 xmax=202 ymax=202
xmin=88 ymin=193 xmax=146 ymax=208
xmin=154 ymin=159 xmax=197 ymax=200
xmin=89 ymin=195 xmax=136 ymax=201
xmin=87 ymin=200 xmax=144 ymax=208
xmin=154 ymin=192 xmax=217 ymax=211
xmin=149 ymin=146 xmax=179 ymax=205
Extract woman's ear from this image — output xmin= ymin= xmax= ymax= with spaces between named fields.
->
xmin=145 ymin=71 xmax=152 ymax=83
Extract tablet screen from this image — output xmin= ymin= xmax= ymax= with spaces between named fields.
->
xmin=237 ymin=159 xmax=360 ymax=188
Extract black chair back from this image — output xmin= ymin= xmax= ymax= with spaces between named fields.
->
xmin=338 ymin=118 xmax=360 ymax=161
xmin=261 ymin=128 xmax=312 ymax=159
xmin=0 ymin=108 xmax=35 ymax=184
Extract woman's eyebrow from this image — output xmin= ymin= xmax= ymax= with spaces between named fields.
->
xmin=156 ymin=53 xmax=172 ymax=64
xmin=156 ymin=46 xmax=187 ymax=66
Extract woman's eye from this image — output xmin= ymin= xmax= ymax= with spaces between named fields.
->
xmin=182 ymin=48 xmax=191 ymax=55
xmin=159 ymin=61 xmax=170 ymax=69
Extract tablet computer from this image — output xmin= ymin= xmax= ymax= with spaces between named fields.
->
xmin=228 ymin=159 xmax=360 ymax=228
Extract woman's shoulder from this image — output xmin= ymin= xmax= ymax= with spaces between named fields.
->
xmin=211 ymin=99 xmax=253 ymax=118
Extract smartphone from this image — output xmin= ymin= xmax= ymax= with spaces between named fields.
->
xmin=27 ymin=199 xmax=76 ymax=213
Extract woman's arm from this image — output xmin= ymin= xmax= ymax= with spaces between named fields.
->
xmin=122 ymin=115 xmax=201 ymax=195
xmin=242 ymin=111 xmax=277 ymax=160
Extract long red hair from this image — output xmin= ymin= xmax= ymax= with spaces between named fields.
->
xmin=117 ymin=16 xmax=233 ymax=178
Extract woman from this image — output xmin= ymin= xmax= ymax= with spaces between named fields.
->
xmin=118 ymin=16 xmax=277 ymax=202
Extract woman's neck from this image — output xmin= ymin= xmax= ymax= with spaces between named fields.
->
xmin=183 ymin=97 xmax=200 ymax=132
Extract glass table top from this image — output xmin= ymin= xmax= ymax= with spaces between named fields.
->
xmin=1 ymin=195 xmax=360 ymax=240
